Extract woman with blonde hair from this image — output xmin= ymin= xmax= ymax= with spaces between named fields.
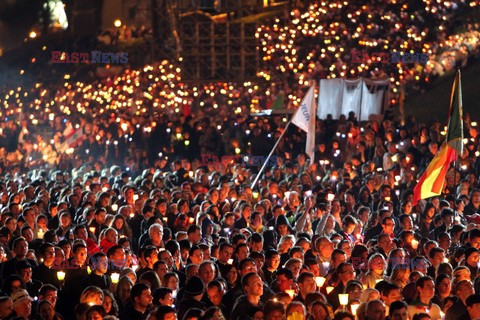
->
xmin=388 ymin=264 xmax=411 ymax=289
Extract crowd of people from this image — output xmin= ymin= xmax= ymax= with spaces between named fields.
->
xmin=0 ymin=101 xmax=479 ymax=320
xmin=1 ymin=1 xmax=480 ymax=320
xmin=257 ymin=0 xmax=480 ymax=104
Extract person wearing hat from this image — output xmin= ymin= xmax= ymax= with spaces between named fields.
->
xmin=176 ymin=276 xmax=205 ymax=320
xmin=15 ymin=260 xmax=42 ymax=298
xmin=11 ymin=289 xmax=33 ymax=320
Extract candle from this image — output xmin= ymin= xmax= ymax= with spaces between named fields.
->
xmin=326 ymin=286 xmax=334 ymax=294
xmin=411 ymin=239 xmax=419 ymax=250
xmin=111 ymin=204 xmax=118 ymax=211
xmin=327 ymin=193 xmax=335 ymax=202
xmin=351 ymin=303 xmax=360 ymax=315
xmin=129 ymin=213 xmax=135 ymax=218
xmin=286 ymin=289 xmax=295 ymax=299
xmin=385 ymin=196 xmax=391 ymax=202
xmin=228 ymin=259 xmax=234 ymax=265
xmin=89 ymin=227 xmax=96 ymax=234
xmin=87 ymin=266 xmax=92 ymax=274
xmin=188 ymin=171 xmax=194 ymax=178
xmin=111 ymin=273 xmax=120 ymax=284
xmin=133 ymin=194 xmax=139 ymax=201
xmin=37 ymin=229 xmax=44 ymax=239
xmin=315 ymin=276 xmax=326 ymax=287
xmin=252 ymin=191 xmax=259 ymax=199
xmin=339 ymin=293 xmax=349 ymax=306
xmin=189 ymin=217 xmax=195 ymax=224
xmin=131 ymin=264 xmax=139 ymax=271
xmin=57 ymin=271 xmax=66 ymax=281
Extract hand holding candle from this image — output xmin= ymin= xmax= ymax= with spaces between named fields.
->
xmin=339 ymin=293 xmax=349 ymax=306
xmin=315 ymin=276 xmax=326 ymax=288
xmin=111 ymin=273 xmax=120 ymax=284
xmin=57 ymin=271 xmax=65 ymax=281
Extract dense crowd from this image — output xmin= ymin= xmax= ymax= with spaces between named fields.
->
xmin=257 ymin=0 xmax=480 ymax=106
xmin=0 ymin=105 xmax=480 ymax=320
xmin=2 ymin=1 xmax=480 ymax=320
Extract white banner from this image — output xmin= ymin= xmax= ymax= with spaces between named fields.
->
xmin=317 ymin=78 xmax=389 ymax=121
xmin=317 ymin=78 xmax=343 ymax=120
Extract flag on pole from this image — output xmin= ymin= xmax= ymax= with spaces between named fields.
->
xmin=446 ymin=70 xmax=464 ymax=155
xmin=292 ymin=85 xmax=316 ymax=163
xmin=412 ymin=70 xmax=463 ymax=205
xmin=412 ymin=142 xmax=456 ymax=205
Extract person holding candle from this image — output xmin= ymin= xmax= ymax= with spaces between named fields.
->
xmin=326 ymin=262 xmax=355 ymax=311
xmin=83 ymin=252 xmax=112 ymax=291
xmin=315 ymin=236 xmax=335 ymax=277
xmin=33 ymin=243 xmax=61 ymax=289
xmin=88 ymin=208 xmax=108 ymax=242
xmin=59 ymin=242 xmax=89 ymax=318
xmin=294 ymin=272 xmax=317 ymax=304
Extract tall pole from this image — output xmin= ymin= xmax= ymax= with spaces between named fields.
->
xmin=250 ymin=116 xmax=294 ymax=190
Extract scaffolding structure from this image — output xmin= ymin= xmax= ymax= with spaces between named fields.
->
xmin=152 ymin=0 xmax=292 ymax=81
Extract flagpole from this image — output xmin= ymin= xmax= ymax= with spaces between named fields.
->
xmin=251 ymin=116 xmax=294 ymax=190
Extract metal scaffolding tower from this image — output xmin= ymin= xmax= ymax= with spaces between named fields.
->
xmin=152 ymin=0 xmax=291 ymax=81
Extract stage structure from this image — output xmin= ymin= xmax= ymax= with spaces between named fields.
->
xmin=154 ymin=0 xmax=292 ymax=81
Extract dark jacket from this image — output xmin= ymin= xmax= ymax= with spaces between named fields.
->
xmin=230 ymin=295 xmax=263 ymax=320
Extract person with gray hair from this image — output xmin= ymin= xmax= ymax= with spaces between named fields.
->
xmin=148 ymin=223 xmax=164 ymax=248
xmin=118 ymin=205 xmax=134 ymax=220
